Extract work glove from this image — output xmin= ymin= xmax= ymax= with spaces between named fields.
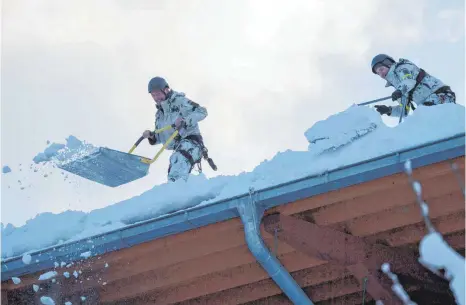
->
xmin=142 ymin=130 xmax=155 ymax=139
xmin=142 ymin=130 xmax=157 ymax=145
xmin=391 ymin=90 xmax=402 ymax=101
xmin=374 ymin=105 xmax=392 ymax=116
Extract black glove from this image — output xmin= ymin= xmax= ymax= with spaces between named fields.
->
xmin=374 ymin=105 xmax=392 ymax=116
xmin=391 ymin=90 xmax=402 ymax=101
xmin=147 ymin=132 xmax=157 ymax=145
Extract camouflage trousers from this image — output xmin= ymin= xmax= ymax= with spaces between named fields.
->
xmin=167 ymin=137 xmax=203 ymax=182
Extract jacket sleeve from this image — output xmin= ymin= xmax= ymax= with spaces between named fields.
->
xmin=179 ymin=97 xmax=208 ymax=127
xmin=392 ymin=61 xmax=420 ymax=95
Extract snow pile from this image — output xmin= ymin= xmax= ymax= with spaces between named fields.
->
xmin=1 ymin=174 xmax=229 ymax=258
xmin=205 ymin=103 xmax=464 ymax=202
xmin=1 ymin=103 xmax=464 ymax=260
xmin=304 ymin=104 xmax=380 ymax=154
xmin=419 ymin=232 xmax=465 ymax=305
xmin=32 ymin=135 xmax=99 ymax=167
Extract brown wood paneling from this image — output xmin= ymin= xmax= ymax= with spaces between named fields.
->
xmin=272 ymin=157 xmax=464 ymax=216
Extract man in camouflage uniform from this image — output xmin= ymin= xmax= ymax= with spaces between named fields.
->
xmin=142 ymin=76 xmax=216 ymax=182
xmin=370 ymin=54 xmax=456 ymax=117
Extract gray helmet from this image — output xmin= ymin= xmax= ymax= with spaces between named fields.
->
xmin=148 ymin=76 xmax=169 ymax=93
xmin=371 ymin=54 xmax=395 ymax=74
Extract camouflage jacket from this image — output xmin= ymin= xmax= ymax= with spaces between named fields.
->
xmin=148 ymin=90 xmax=207 ymax=150
xmin=384 ymin=58 xmax=448 ymax=116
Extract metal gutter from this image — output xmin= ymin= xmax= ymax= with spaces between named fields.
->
xmin=2 ymin=133 xmax=464 ymax=281
xmin=237 ymin=190 xmax=314 ymax=304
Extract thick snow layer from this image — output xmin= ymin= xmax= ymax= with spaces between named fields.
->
xmin=419 ymin=231 xmax=465 ymax=305
xmin=1 ymin=103 xmax=464 ymax=260
xmin=304 ymin=104 xmax=379 ymax=154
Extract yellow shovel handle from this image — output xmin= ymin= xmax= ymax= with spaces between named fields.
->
xmin=128 ymin=125 xmax=175 ymax=154
xmin=141 ymin=130 xmax=179 ymax=164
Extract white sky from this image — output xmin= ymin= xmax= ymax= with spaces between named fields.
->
xmin=1 ymin=0 xmax=464 ymax=227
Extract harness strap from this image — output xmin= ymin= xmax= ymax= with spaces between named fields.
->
xmin=178 ymin=149 xmax=196 ymax=168
xmin=406 ymin=68 xmax=426 ymax=111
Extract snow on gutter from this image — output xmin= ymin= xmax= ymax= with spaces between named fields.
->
xmin=2 ymin=132 xmax=465 ymax=281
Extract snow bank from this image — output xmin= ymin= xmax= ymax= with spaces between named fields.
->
xmin=2 ymin=103 xmax=464 ymax=260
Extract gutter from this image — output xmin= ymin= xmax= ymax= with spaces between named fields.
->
xmin=2 ymin=133 xmax=465 ymax=282
xmin=237 ymin=188 xmax=314 ymax=305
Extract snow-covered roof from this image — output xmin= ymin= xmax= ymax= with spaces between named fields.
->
xmin=2 ymin=103 xmax=465 ymax=281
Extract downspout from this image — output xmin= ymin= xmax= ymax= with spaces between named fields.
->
xmin=237 ymin=187 xmax=314 ymax=305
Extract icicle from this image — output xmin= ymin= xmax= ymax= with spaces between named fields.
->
xmin=381 ymin=263 xmax=417 ymax=305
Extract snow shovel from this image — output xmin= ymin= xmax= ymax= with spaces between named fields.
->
xmin=357 ymin=95 xmax=391 ymax=106
xmin=57 ymin=125 xmax=179 ymax=187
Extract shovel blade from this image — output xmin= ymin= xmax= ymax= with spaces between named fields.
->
xmin=58 ymin=147 xmax=151 ymax=187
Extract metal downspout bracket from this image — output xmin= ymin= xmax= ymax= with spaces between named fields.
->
xmin=236 ymin=187 xmax=314 ymax=305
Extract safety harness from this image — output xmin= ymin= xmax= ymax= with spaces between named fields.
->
xmin=171 ymin=134 xmax=218 ymax=175
xmin=392 ymin=62 xmax=456 ymax=115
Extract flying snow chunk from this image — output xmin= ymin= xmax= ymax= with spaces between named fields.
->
xmin=12 ymin=277 xmax=21 ymax=284
xmin=80 ymin=251 xmax=91 ymax=259
xmin=2 ymin=166 xmax=12 ymax=174
xmin=304 ymin=104 xmax=382 ymax=154
xmin=33 ymin=284 xmax=39 ymax=292
xmin=419 ymin=232 xmax=465 ymax=305
xmin=40 ymin=296 xmax=56 ymax=305
xmin=33 ymin=143 xmax=66 ymax=163
xmin=63 ymin=272 xmax=70 ymax=278
xmin=32 ymin=135 xmax=98 ymax=166
xmin=38 ymin=271 xmax=58 ymax=280
xmin=404 ymin=159 xmax=413 ymax=174
xmin=65 ymin=302 xmax=72 ymax=305
xmin=22 ymin=253 xmax=32 ymax=265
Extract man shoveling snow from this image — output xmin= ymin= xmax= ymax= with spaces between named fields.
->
xmin=370 ymin=53 xmax=456 ymax=117
xmin=142 ymin=76 xmax=217 ymax=182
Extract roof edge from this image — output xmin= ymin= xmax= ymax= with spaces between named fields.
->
xmin=2 ymin=133 xmax=465 ymax=280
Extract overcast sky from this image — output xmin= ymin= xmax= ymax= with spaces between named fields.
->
xmin=1 ymin=0 xmax=464 ymax=227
